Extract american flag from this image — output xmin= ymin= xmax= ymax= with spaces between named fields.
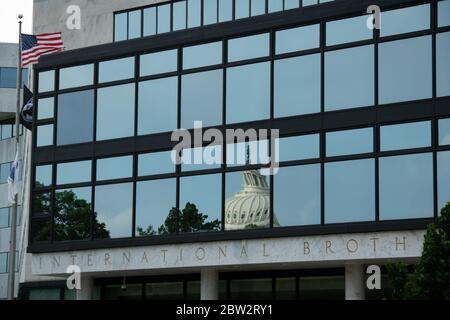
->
xmin=21 ymin=32 xmax=65 ymax=67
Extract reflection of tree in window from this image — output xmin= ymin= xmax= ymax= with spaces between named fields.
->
xmin=137 ymin=203 xmax=221 ymax=236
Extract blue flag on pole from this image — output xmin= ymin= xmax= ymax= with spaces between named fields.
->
xmin=7 ymin=149 xmax=20 ymax=204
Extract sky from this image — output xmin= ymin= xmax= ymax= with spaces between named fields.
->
xmin=0 ymin=0 xmax=33 ymax=43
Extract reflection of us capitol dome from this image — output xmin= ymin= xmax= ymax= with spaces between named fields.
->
xmin=225 ymin=170 xmax=279 ymax=230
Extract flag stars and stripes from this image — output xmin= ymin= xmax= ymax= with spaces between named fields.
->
xmin=21 ymin=32 xmax=65 ymax=67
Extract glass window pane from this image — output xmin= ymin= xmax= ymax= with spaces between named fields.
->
xmin=36 ymin=124 xmax=53 ymax=147
xmin=138 ymin=151 xmax=175 ymax=176
xmin=35 ymin=165 xmax=52 ymax=187
xmin=173 ymin=1 xmax=187 ymax=31
xmin=251 ymin=0 xmax=266 ymax=16
xmin=95 ymin=183 xmax=133 ymax=239
xmin=181 ymin=145 xmax=222 ymax=171
xmin=227 ymin=62 xmax=270 ymax=124
xmin=380 ymin=153 xmax=433 ymax=220
xmin=38 ymin=70 xmax=55 ymax=93
xmin=37 ymin=97 xmax=54 ymax=120
xmin=140 ymin=50 xmax=178 ymax=76
xmin=277 ymin=134 xmax=320 ymax=162
xmin=31 ymin=220 xmax=51 ymax=242
xmin=326 ymin=15 xmax=372 ymax=46
xmin=379 ymin=36 xmax=432 ymax=104
xmin=439 ymin=118 xmax=450 ymax=145
xmin=235 ymin=0 xmax=250 ymax=19
xmin=115 ymin=13 xmax=128 ymax=41
xmin=97 ymin=156 xmax=133 ymax=181
xmin=28 ymin=288 xmax=60 ymax=300
xmin=0 ymin=68 xmax=16 ymax=88
xmin=381 ymin=4 xmax=430 ymax=37
xmin=127 ymin=10 xmax=141 ymax=39
xmin=299 ymin=276 xmax=345 ymax=300
xmin=104 ymin=284 xmax=142 ymax=300
xmin=138 ymin=77 xmax=178 ymax=135
xmin=179 ymin=174 xmax=222 ymax=233
xmin=225 ymin=170 xmax=271 ymax=230
xmin=146 ymin=282 xmax=184 ymax=300
xmin=59 ymin=64 xmax=94 ymax=90
xmin=1 ymin=123 xmax=12 ymax=140
xmin=136 ymin=179 xmax=176 ymax=236
xmin=181 ymin=69 xmax=223 ymax=128
xmin=188 ymin=0 xmax=201 ymax=28
xmin=0 ymin=208 xmax=9 ymax=229
xmin=228 ymin=33 xmax=270 ymax=62
xmin=285 ymin=0 xmax=299 ymax=10
xmin=218 ymin=0 xmax=232 ymax=22
xmin=183 ymin=41 xmax=222 ymax=69
xmin=276 ymin=24 xmax=320 ymax=54
xmin=204 ymin=0 xmax=218 ymax=24
xmin=57 ymin=160 xmax=91 ymax=185
xmin=437 ymin=151 xmax=450 ymax=212
xmin=226 ymin=140 xmax=269 ymax=167
xmin=325 ymin=45 xmax=374 ymax=110
xmin=99 ymin=57 xmax=135 ymax=83
xmin=274 ymin=54 xmax=321 ymax=118
xmin=143 ymin=7 xmax=157 ymax=36
xmin=229 ymin=279 xmax=273 ymax=300
xmin=54 ymin=187 xmax=92 ymax=241
xmin=380 ymin=121 xmax=431 ymax=151
xmin=326 ymin=128 xmax=373 ymax=157
xmin=268 ymin=0 xmax=283 ymax=13
xmin=97 ymin=83 xmax=135 ymax=141
xmin=158 ymin=4 xmax=171 ymax=34
xmin=439 ymin=0 xmax=450 ymax=27
xmin=437 ymin=32 xmax=450 ymax=97
xmin=275 ymin=164 xmax=321 ymax=227
xmin=33 ymin=192 xmax=51 ymax=216
xmin=325 ymin=159 xmax=375 ymax=223
xmin=0 ymin=163 xmax=11 ymax=183
xmin=57 ymin=90 xmax=94 ymax=146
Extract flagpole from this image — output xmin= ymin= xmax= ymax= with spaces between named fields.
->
xmin=7 ymin=14 xmax=23 ymax=301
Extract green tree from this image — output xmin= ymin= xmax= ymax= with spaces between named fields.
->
xmin=387 ymin=202 xmax=450 ymax=300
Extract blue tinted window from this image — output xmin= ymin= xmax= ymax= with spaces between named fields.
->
xmin=59 ymin=64 xmax=94 ymax=90
xmin=326 ymin=15 xmax=372 ymax=46
xmin=138 ymin=151 xmax=175 ymax=176
xmin=0 ymin=163 xmax=12 ymax=184
xmin=227 ymin=62 xmax=270 ymax=124
xmin=140 ymin=50 xmax=178 ymax=76
xmin=276 ymin=24 xmax=320 ymax=54
xmin=57 ymin=90 xmax=94 ymax=146
xmin=380 ymin=153 xmax=433 ymax=220
xmin=182 ymin=69 xmax=223 ymax=128
xmin=438 ymin=151 xmax=450 ymax=211
xmin=158 ymin=4 xmax=171 ymax=33
xmin=99 ymin=57 xmax=135 ymax=83
xmin=0 ymin=208 xmax=9 ymax=229
xmin=188 ymin=0 xmax=201 ymax=28
xmin=439 ymin=118 xmax=450 ymax=146
xmin=437 ymin=32 xmax=450 ymax=97
xmin=36 ymin=125 xmax=53 ymax=147
xmin=57 ymin=160 xmax=91 ymax=185
xmin=325 ymin=159 xmax=375 ymax=223
xmin=285 ymin=0 xmax=299 ymax=10
xmin=114 ymin=13 xmax=127 ymax=41
xmin=380 ymin=121 xmax=431 ymax=152
xmin=325 ymin=45 xmax=374 ymax=110
xmin=268 ymin=0 xmax=283 ymax=13
xmin=173 ymin=1 xmax=187 ymax=31
xmin=143 ymin=7 xmax=157 ymax=36
xmin=277 ymin=134 xmax=320 ymax=162
xmin=204 ymin=0 xmax=218 ymax=24
xmin=97 ymin=156 xmax=133 ymax=181
xmin=182 ymin=145 xmax=222 ymax=171
xmin=97 ymin=83 xmax=135 ymax=141
xmin=379 ymin=36 xmax=432 ymax=104
xmin=38 ymin=71 xmax=55 ymax=93
xmin=228 ymin=33 xmax=270 ymax=62
xmin=274 ymin=54 xmax=321 ymax=118
xmin=439 ymin=0 xmax=450 ymax=27
xmin=326 ymin=128 xmax=373 ymax=157
xmin=251 ymin=0 xmax=266 ymax=16
xmin=35 ymin=165 xmax=53 ymax=187
xmin=183 ymin=42 xmax=222 ymax=69
xmin=139 ymin=77 xmax=178 ymax=135
xmin=37 ymin=98 xmax=54 ymax=120
xmin=136 ymin=179 xmax=176 ymax=236
xmin=0 ymin=68 xmax=17 ymax=88
xmin=235 ymin=0 xmax=250 ymax=19
xmin=128 ymin=10 xmax=142 ymax=39
xmin=275 ymin=164 xmax=321 ymax=227
xmin=218 ymin=0 xmax=232 ymax=22
xmin=381 ymin=4 xmax=430 ymax=37
xmin=226 ymin=140 xmax=269 ymax=167
xmin=95 ymin=183 xmax=133 ymax=239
